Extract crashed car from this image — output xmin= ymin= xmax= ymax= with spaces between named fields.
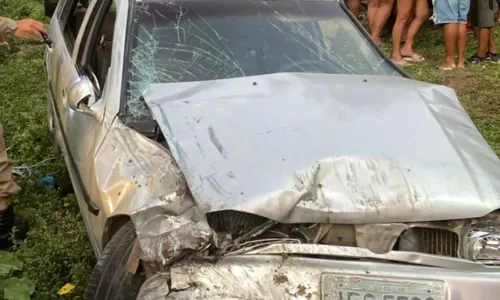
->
xmin=43 ymin=0 xmax=500 ymax=299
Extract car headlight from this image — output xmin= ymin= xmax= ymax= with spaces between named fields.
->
xmin=461 ymin=220 xmax=500 ymax=265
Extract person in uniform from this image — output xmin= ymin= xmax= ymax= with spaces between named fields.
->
xmin=0 ymin=16 xmax=47 ymax=249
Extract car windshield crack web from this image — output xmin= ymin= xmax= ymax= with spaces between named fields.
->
xmin=127 ymin=2 xmax=246 ymax=121
xmin=125 ymin=1 xmax=399 ymax=121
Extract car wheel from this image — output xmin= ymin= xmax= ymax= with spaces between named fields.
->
xmin=84 ymin=221 xmax=145 ymax=300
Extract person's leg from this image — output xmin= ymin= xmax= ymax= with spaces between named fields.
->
xmin=382 ymin=4 xmax=398 ymax=37
xmin=477 ymin=28 xmax=490 ymax=57
xmin=392 ymin=0 xmax=415 ymax=63
xmin=488 ymin=2 xmax=500 ymax=61
xmin=455 ymin=0 xmax=471 ymax=67
xmin=367 ymin=0 xmax=379 ymax=32
xmin=488 ymin=28 xmax=498 ymax=54
xmin=402 ymin=12 xmax=414 ymax=41
xmin=456 ymin=22 xmax=468 ymax=67
xmin=441 ymin=24 xmax=458 ymax=68
xmin=348 ymin=0 xmax=362 ymax=19
xmin=371 ymin=0 xmax=395 ymax=45
xmin=433 ymin=0 xmax=459 ymax=68
xmin=0 ymin=122 xmax=27 ymax=250
xmin=467 ymin=0 xmax=494 ymax=63
xmin=401 ymin=0 xmax=430 ymax=60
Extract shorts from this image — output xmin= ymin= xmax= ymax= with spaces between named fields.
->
xmin=471 ymin=0 xmax=498 ymax=28
xmin=432 ymin=0 xmax=471 ymax=24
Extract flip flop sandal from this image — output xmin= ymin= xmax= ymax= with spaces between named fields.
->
xmin=435 ymin=64 xmax=455 ymax=71
xmin=393 ymin=59 xmax=413 ymax=67
xmin=403 ymin=53 xmax=425 ymax=62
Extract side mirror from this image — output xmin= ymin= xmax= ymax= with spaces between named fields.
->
xmin=67 ymin=76 xmax=103 ymax=122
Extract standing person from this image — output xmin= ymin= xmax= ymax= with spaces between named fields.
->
xmin=367 ymin=0 xmax=395 ymax=45
xmin=468 ymin=0 xmax=500 ymax=63
xmin=391 ymin=0 xmax=430 ymax=66
xmin=348 ymin=0 xmax=362 ymax=19
xmin=0 ymin=17 xmax=47 ymax=250
xmin=433 ymin=0 xmax=471 ymax=70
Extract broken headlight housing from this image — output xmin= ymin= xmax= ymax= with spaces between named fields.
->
xmin=461 ymin=220 xmax=500 ymax=265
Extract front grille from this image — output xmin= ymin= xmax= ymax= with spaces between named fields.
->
xmin=419 ymin=228 xmax=459 ymax=257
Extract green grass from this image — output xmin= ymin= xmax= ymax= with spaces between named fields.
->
xmin=0 ymin=1 xmax=498 ymax=299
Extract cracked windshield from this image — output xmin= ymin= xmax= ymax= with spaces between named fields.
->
xmin=126 ymin=0 xmax=398 ymax=121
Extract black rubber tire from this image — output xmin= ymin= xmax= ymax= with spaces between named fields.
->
xmin=84 ymin=221 xmax=145 ymax=300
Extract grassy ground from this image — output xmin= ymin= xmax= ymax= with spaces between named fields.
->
xmin=0 ymin=0 xmax=498 ymax=299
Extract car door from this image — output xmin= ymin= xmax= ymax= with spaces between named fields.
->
xmin=45 ymin=0 xmax=113 ymax=254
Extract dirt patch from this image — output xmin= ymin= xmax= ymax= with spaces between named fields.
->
xmin=441 ymin=71 xmax=479 ymax=93
xmin=441 ymin=71 xmax=500 ymax=116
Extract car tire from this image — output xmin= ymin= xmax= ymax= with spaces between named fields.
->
xmin=84 ymin=221 xmax=145 ymax=300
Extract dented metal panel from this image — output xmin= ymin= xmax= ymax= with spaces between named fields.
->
xmin=164 ymin=250 xmax=500 ymax=299
xmin=93 ymin=120 xmax=213 ymax=264
xmin=143 ymin=73 xmax=500 ymax=224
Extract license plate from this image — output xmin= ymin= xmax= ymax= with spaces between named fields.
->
xmin=321 ymin=273 xmax=446 ymax=300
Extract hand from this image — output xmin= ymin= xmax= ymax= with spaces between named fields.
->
xmin=13 ymin=19 xmax=48 ymax=40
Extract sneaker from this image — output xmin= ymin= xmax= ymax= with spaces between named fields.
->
xmin=467 ymin=54 xmax=490 ymax=64
xmin=487 ymin=51 xmax=500 ymax=63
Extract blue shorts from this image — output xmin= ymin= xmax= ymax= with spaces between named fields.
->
xmin=432 ymin=0 xmax=471 ymax=24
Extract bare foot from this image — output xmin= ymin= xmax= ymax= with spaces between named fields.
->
xmin=392 ymin=54 xmax=404 ymax=62
xmin=371 ymin=35 xmax=381 ymax=46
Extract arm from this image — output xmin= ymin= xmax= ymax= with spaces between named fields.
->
xmin=0 ymin=17 xmax=17 ymax=36
xmin=0 ymin=18 xmax=47 ymax=40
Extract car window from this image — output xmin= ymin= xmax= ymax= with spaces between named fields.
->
xmin=61 ymin=0 xmax=89 ymax=51
xmin=78 ymin=0 xmax=117 ymax=95
xmin=125 ymin=0 xmax=400 ymax=121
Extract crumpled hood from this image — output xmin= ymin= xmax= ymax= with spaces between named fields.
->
xmin=144 ymin=73 xmax=500 ymax=224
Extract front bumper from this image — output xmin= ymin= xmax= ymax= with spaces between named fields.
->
xmin=159 ymin=244 xmax=500 ymax=300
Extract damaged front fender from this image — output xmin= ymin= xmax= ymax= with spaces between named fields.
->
xmin=93 ymin=119 xmax=213 ymax=265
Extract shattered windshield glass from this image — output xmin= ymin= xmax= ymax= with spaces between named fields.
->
xmin=126 ymin=0 xmax=399 ymax=121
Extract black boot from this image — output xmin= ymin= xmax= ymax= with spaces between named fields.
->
xmin=0 ymin=205 xmax=29 ymax=250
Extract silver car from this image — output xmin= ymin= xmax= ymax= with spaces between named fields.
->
xmin=44 ymin=0 xmax=500 ymax=299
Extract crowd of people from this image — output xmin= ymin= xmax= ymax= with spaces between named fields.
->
xmin=347 ymin=0 xmax=500 ymax=70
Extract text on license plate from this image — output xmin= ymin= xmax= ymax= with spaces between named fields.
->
xmin=321 ymin=273 xmax=446 ymax=300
